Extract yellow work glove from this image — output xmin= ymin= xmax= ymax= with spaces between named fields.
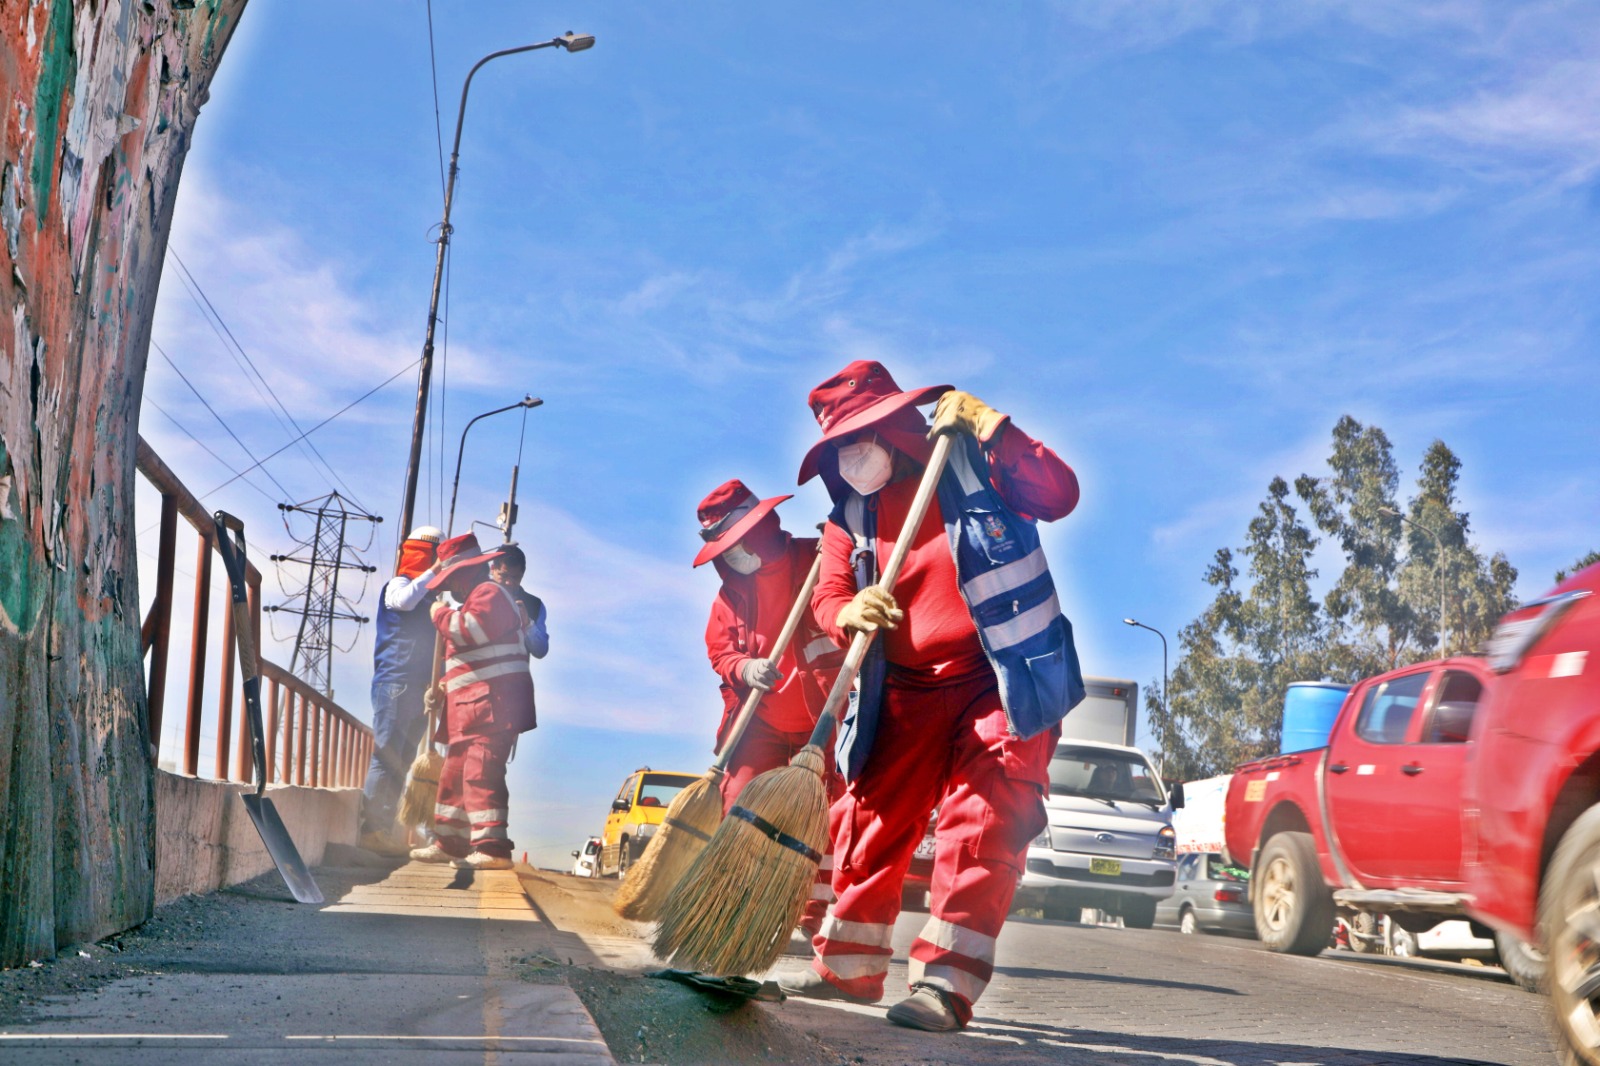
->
xmin=836 ymin=585 xmax=903 ymax=635
xmin=927 ymin=389 xmax=1008 ymax=443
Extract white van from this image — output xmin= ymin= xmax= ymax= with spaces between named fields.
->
xmin=1012 ymin=740 xmax=1180 ymax=927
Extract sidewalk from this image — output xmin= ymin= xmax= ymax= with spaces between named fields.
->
xmin=0 ymin=851 xmax=615 ymax=1064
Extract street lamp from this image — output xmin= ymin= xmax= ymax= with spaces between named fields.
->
xmin=1124 ymin=618 xmax=1169 ymax=758
xmin=396 ymin=32 xmax=595 ymax=559
xmin=1381 ymin=506 xmax=1446 ymax=655
xmin=447 ymin=396 xmax=543 ymax=537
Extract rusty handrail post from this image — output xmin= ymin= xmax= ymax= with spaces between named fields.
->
xmin=320 ymin=705 xmax=333 ymax=786
xmin=310 ymin=704 xmax=324 ymax=787
xmin=215 ymin=593 xmax=237 ymax=781
xmin=184 ymin=533 xmax=213 ymax=777
xmin=144 ymin=492 xmax=179 ymax=762
xmin=265 ymin=676 xmax=279 ymax=784
xmin=283 ymin=690 xmax=296 ymax=784
xmin=296 ymin=694 xmax=310 ymax=785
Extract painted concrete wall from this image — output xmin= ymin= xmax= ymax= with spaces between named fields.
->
xmin=154 ymin=772 xmax=360 ymax=905
xmin=0 ymin=0 xmax=248 ymax=967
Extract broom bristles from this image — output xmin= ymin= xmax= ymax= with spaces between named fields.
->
xmin=652 ymin=747 xmax=829 ymax=975
xmin=397 ymin=747 xmax=443 ymax=829
xmin=613 ymin=771 xmax=725 ymax=921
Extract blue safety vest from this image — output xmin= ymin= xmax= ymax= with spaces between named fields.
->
xmin=832 ymin=434 xmax=1085 ymax=782
xmin=372 ymin=578 xmax=438 ymax=690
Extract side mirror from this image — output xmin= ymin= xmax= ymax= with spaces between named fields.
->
xmin=571 ymin=850 xmax=580 ymax=858
xmin=611 ymin=798 xmax=630 ymax=812
xmin=1168 ymin=781 xmax=1186 ymax=810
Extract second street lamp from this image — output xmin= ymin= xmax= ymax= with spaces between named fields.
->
xmin=396 ymin=32 xmax=594 ymax=559
xmin=1124 ymin=618 xmax=1169 ymax=763
xmin=448 ymin=396 xmax=543 ymax=537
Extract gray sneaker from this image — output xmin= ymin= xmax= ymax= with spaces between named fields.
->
xmin=409 ymin=844 xmax=453 ymax=864
xmin=776 ymin=967 xmax=879 ymax=1005
xmin=886 ymin=984 xmax=963 ymax=1032
xmin=451 ymin=852 xmax=513 ymax=871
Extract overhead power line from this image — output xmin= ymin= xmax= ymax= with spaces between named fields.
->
xmin=199 ymin=355 xmax=422 ymax=501
xmin=167 ymin=250 xmax=374 ymax=514
xmin=153 ymin=340 xmax=297 ymax=502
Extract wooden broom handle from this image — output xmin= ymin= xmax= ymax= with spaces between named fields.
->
xmin=805 ymin=431 xmax=956 ymax=746
xmin=712 ymin=549 xmax=825 ymax=773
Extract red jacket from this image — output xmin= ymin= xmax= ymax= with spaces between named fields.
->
xmin=705 ymin=535 xmax=843 ymax=746
xmin=813 ymin=421 xmax=1079 ymax=681
xmin=433 ymin=579 xmax=537 ymax=738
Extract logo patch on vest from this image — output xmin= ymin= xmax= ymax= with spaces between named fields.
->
xmin=981 ymin=513 xmax=1016 ymax=554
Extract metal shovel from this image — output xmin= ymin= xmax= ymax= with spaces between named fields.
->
xmin=213 ymin=510 xmax=324 ymax=904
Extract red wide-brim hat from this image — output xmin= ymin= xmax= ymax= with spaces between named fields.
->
xmin=426 ymin=531 xmax=506 ymax=589
xmin=797 ymin=360 xmax=950 ymax=485
xmin=692 ymin=479 xmax=793 ymax=568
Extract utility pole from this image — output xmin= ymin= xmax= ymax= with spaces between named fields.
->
xmin=268 ymin=493 xmax=379 ymax=698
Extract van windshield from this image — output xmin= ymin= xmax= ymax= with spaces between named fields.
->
xmin=1049 ymin=746 xmax=1165 ymax=806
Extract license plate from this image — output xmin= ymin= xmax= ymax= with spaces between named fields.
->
xmin=1090 ymin=857 xmax=1121 ymax=877
xmin=913 ymin=837 xmax=937 ymax=860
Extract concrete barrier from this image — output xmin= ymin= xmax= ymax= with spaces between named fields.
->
xmin=155 ymin=771 xmax=361 ymax=904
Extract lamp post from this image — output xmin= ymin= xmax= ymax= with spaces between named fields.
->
xmin=447 ymin=396 xmax=543 ymax=537
xmin=1124 ymin=617 xmax=1168 ymax=758
xmin=396 ymin=32 xmax=595 ymax=560
xmin=1381 ymin=506 xmax=1446 ymax=655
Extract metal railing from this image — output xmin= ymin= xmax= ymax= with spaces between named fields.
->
xmin=136 ymin=438 xmax=372 ymax=788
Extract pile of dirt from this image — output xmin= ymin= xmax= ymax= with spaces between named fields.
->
xmin=564 ymin=965 xmax=851 ymax=1066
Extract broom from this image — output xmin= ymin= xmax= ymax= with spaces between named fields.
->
xmin=614 ymin=548 xmax=825 ymax=921
xmin=652 ymin=432 xmax=955 ymax=975
xmin=397 ymin=633 xmax=446 ymax=830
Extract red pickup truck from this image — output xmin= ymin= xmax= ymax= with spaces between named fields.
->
xmin=1225 ymin=562 xmax=1600 ymax=1060
xmin=1223 ymin=656 xmax=1552 ymax=981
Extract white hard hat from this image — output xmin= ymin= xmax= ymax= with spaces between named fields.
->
xmin=407 ymin=525 xmax=443 ymax=544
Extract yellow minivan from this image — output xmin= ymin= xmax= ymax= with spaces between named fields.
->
xmin=596 ymin=767 xmax=700 ymax=878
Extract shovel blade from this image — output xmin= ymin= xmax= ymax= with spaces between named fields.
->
xmin=241 ymin=794 xmax=325 ymax=904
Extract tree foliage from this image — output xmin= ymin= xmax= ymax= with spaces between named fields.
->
xmin=1155 ymin=417 xmax=1520 ymax=780
xmin=1556 ymin=551 xmax=1600 ymax=585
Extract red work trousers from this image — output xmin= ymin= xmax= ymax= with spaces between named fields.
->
xmin=810 ymin=670 xmax=1056 ymax=1023
xmin=433 ymin=729 xmax=517 ymax=858
xmin=719 ymin=714 xmax=843 ymax=936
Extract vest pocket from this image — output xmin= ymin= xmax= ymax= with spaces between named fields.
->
xmin=1020 ymin=642 xmax=1071 ymax=735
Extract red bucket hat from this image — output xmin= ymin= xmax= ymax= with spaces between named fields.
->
xmin=692 ymin=479 xmax=793 ymax=568
xmin=797 ymin=360 xmax=950 ymax=485
xmin=426 ymin=532 xmax=504 ymax=589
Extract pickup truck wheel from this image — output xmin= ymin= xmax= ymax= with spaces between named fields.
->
xmin=618 ymin=837 xmax=633 ymax=878
xmin=1495 ymin=930 xmax=1546 ymax=993
xmin=1255 ymin=831 xmax=1335 ymax=956
xmin=1541 ymin=805 xmax=1600 ymax=1066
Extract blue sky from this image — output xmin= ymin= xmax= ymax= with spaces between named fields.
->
xmin=134 ymin=2 xmax=1600 ymax=868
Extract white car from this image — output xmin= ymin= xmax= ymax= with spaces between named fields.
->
xmin=570 ymin=837 xmax=601 ymax=878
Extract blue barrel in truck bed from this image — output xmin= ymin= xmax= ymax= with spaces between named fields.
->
xmin=1279 ymin=681 xmax=1351 ymax=754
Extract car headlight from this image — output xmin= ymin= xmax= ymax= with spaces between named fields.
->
xmin=637 ymin=822 xmax=658 ymax=838
xmin=1154 ymin=826 xmax=1176 ymax=860
xmin=1033 ymin=826 xmax=1052 ymax=849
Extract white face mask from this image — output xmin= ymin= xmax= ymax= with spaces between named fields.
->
xmin=837 ymin=439 xmax=894 ymax=497
xmin=722 ymin=544 xmax=762 ymax=574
